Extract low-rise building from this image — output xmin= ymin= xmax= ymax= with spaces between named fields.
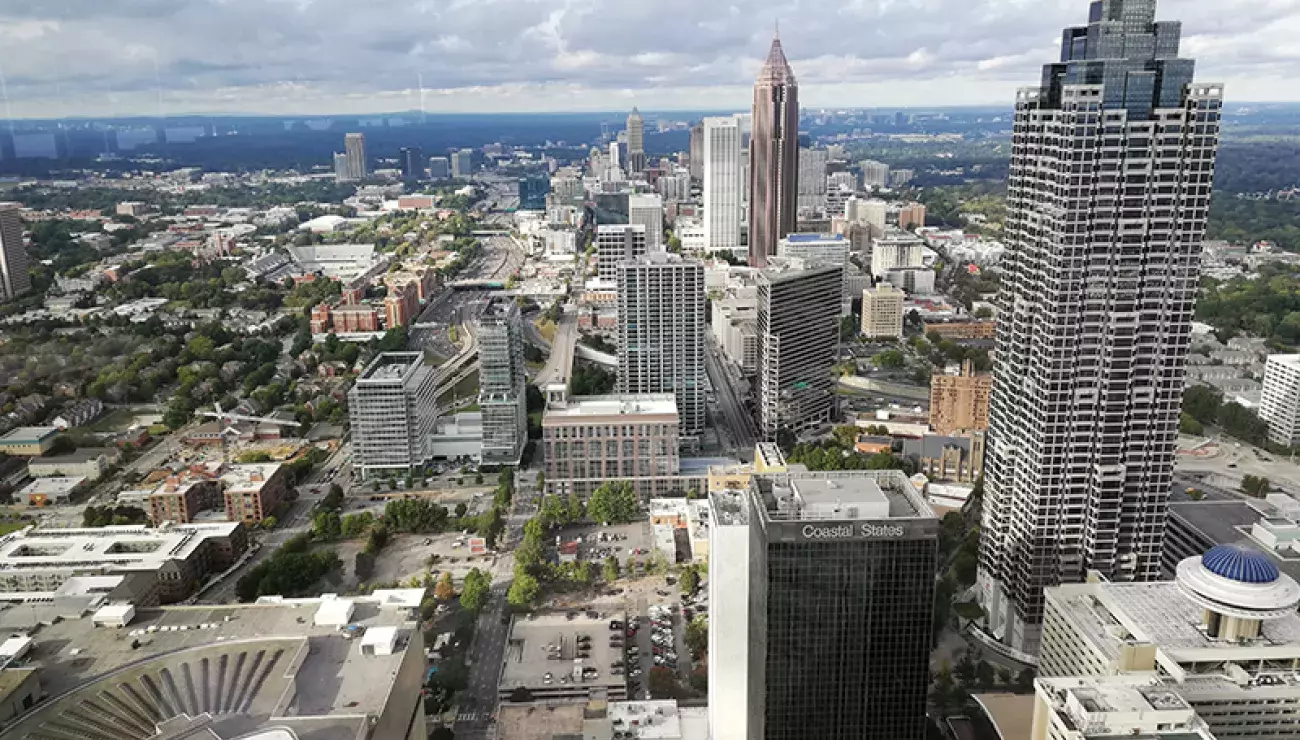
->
xmin=0 ymin=428 xmax=59 ymax=457
xmin=1033 ymin=676 xmax=1217 ymax=740
xmin=221 ymin=463 xmax=287 ymax=525
xmin=49 ymin=398 xmax=104 ymax=430
xmin=16 ymin=476 xmax=87 ymax=507
xmin=923 ymin=320 xmax=997 ymax=340
xmin=26 ymin=447 xmax=119 ymax=481
xmin=498 ymin=612 xmax=628 ymax=704
xmin=650 ymin=498 xmax=711 ymax=563
xmin=120 ymin=466 xmax=223 ymax=524
xmin=0 ymin=522 xmax=247 ymax=604
xmin=929 ymin=359 xmax=991 ymax=435
xmin=902 ymin=433 xmax=985 ymax=484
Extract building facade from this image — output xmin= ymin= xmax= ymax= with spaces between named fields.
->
xmin=429 ymin=156 xmax=451 ymax=180
xmin=542 ymin=394 xmax=680 ymax=499
xmin=977 ymin=0 xmax=1224 ymax=654
xmin=797 ymin=148 xmax=829 ymax=215
xmin=477 ymin=299 xmax=527 ymax=466
xmin=384 ymin=281 xmax=419 ymax=329
xmin=757 ymin=261 xmax=843 ymax=441
xmin=689 ymin=122 xmax=704 ymax=182
xmin=869 ymin=230 xmax=926 ymax=279
xmin=451 ymin=149 xmax=473 ymax=179
xmin=929 ymin=360 xmax=992 ymax=435
xmin=1260 ymin=355 xmax=1300 ymax=447
xmin=628 ymin=194 xmax=664 ymax=252
xmin=595 ymin=224 xmax=647 ymax=282
xmin=349 ymin=353 xmax=439 ymax=478
xmin=399 ymin=146 xmax=425 ymax=182
xmin=222 ymin=463 xmax=288 ymax=525
xmin=344 ymin=133 xmax=368 ymax=181
xmin=627 ymin=108 xmax=646 ymax=175
xmin=0 ymin=203 xmax=29 ymax=302
xmin=703 ymin=115 xmax=745 ymax=254
xmin=709 ymin=471 xmax=938 ymax=740
xmin=861 ymin=284 xmax=904 ymax=340
xmin=617 ymin=254 xmax=706 ymax=445
xmin=748 ymin=35 xmax=800 ymax=268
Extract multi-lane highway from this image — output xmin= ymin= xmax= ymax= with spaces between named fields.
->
xmin=533 ymin=307 xmax=578 ymax=390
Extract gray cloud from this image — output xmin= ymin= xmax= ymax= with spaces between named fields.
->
xmin=0 ymin=0 xmax=1295 ymax=116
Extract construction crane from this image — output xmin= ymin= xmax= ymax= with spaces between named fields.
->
xmin=197 ymin=401 xmax=300 ymax=430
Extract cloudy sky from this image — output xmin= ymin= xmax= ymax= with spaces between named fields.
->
xmin=0 ymin=0 xmax=1297 ymax=118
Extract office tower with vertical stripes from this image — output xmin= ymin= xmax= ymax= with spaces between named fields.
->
xmin=977 ymin=0 xmax=1223 ymax=654
xmin=0 ymin=203 xmax=29 ymax=302
xmin=748 ymin=34 xmax=800 ymax=267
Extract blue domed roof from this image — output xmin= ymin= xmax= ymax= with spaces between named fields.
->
xmin=1202 ymin=544 xmax=1280 ymax=584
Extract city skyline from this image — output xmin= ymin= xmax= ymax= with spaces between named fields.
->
xmin=0 ymin=1 xmax=1295 ymax=118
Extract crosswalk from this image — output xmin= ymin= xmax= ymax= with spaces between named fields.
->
xmin=455 ymin=712 xmax=483 ymax=722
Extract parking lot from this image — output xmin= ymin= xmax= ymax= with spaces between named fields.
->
xmin=548 ymin=521 xmax=657 ymax=569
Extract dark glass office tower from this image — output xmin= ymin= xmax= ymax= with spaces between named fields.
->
xmin=978 ymin=0 xmax=1223 ymax=654
xmin=399 ymin=146 xmax=424 ymax=183
xmin=518 ymin=174 xmax=550 ymax=211
xmin=709 ymin=471 xmax=939 ymax=740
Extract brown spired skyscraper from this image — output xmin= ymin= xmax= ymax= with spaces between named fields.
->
xmin=748 ymin=33 xmax=799 ymax=268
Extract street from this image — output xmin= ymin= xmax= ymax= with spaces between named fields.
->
xmin=705 ymin=339 xmax=759 ymax=453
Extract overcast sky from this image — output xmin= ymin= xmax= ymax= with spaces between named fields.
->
xmin=0 ymin=0 xmax=1297 ymax=118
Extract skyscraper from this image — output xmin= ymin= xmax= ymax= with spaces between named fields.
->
xmin=477 ymin=299 xmax=527 ymax=466
xmin=748 ymin=34 xmax=800 ymax=267
xmin=702 ymin=115 xmax=744 ymax=254
xmin=428 ymin=156 xmax=451 ymax=180
xmin=626 ymin=107 xmax=646 ymax=175
xmin=399 ymin=146 xmax=425 ymax=182
xmin=688 ymin=122 xmax=704 ymax=182
xmin=757 ymin=259 xmax=842 ymax=441
xmin=333 ymin=152 xmax=350 ymax=183
xmin=617 ymin=253 xmax=706 ymax=446
xmin=709 ymin=469 xmax=939 ymax=740
xmin=518 ymin=174 xmax=550 ymax=211
xmin=0 ymin=203 xmax=30 ymax=302
xmin=349 ymin=353 xmax=438 ymax=478
xmin=451 ymin=148 xmax=473 ymax=179
xmin=344 ymin=133 xmax=367 ymax=181
xmin=797 ymin=147 xmax=829 ymax=214
xmin=627 ymin=194 xmax=664 ymax=252
xmin=594 ymin=225 xmax=646 ymax=282
xmin=978 ymin=0 xmax=1223 ymax=654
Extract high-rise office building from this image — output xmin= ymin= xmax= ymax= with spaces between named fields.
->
xmin=429 ymin=156 xmax=451 ymax=180
xmin=777 ymin=233 xmax=852 ymax=311
xmin=757 ymin=259 xmax=842 ymax=440
xmin=860 ymin=284 xmax=904 ymax=340
xmin=333 ymin=152 xmax=350 ymax=183
xmin=594 ymin=224 xmax=646 ymax=282
xmin=1260 ymin=355 xmax=1300 ymax=448
xmin=399 ymin=146 xmax=425 ymax=182
xmin=518 ymin=174 xmax=550 ymax=211
xmin=709 ymin=470 xmax=939 ymax=740
xmin=344 ymin=133 xmax=368 ymax=181
xmin=348 ymin=352 xmax=438 ymax=478
xmin=0 ymin=203 xmax=30 ymax=302
xmin=627 ymin=107 xmax=646 ymax=175
xmin=477 ymin=299 xmax=527 ymax=466
xmin=617 ymin=253 xmax=706 ymax=445
xmin=748 ymin=34 xmax=800 ymax=268
xmin=451 ymin=148 xmax=473 ymax=179
xmin=688 ymin=122 xmax=704 ymax=182
xmin=869 ymin=230 xmax=926 ymax=278
xmin=797 ymin=147 xmax=828 ymax=214
xmin=978 ymin=0 xmax=1224 ymax=654
xmin=542 ymin=394 xmax=680 ymax=499
xmin=627 ymin=194 xmax=664 ymax=252
xmin=702 ymin=115 xmax=745 ymax=254
xmin=845 ymin=197 xmax=888 ymax=240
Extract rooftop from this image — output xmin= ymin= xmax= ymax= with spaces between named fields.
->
xmin=357 ymin=351 xmax=423 ymax=383
xmin=0 ymin=427 xmax=59 ymax=444
xmin=17 ymin=476 xmax=87 ymax=498
xmin=1035 ymin=676 xmax=1214 ymax=740
xmin=0 ymin=595 xmax=422 ymax=740
xmin=543 ymin=394 xmax=678 ymax=423
xmin=500 ymin=611 xmax=627 ymax=700
xmin=0 ymin=522 xmax=243 ymax=576
xmin=220 ymin=463 xmax=284 ymax=493
xmin=27 ymin=447 xmax=115 ymax=465
xmin=782 ymin=233 xmax=846 ymax=244
xmin=761 ymin=470 xmax=931 ymax=521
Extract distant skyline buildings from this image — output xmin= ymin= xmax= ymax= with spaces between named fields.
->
xmin=343 ymin=132 xmax=367 ymax=180
xmin=626 ymin=107 xmax=646 ymax=175
xmin=748 ymin=34 xmax=800 ymax=267
xmin=0 ymin=203 xmax=30 ymax=302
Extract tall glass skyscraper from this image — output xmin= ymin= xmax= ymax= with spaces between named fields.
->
xmin=748 ymin=35 xmax=799 ymax=268
xmin=977 ymin=0 xmax=1223 ymax=654
xmin=709 ymin=470 xmax=939 ymax=740
xmin=627 ymin=107 xmax=646 ymax=175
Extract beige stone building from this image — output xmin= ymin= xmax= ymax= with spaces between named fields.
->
xmin=929 ymin=360 xmax=991 ymax=435
xmin=860 ymin=284 xmax=904 ymax=339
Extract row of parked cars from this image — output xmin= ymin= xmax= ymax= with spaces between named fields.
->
xmin=609 ymin=617 xmax=644 ymax=697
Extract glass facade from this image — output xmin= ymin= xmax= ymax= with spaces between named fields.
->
xmin=762 ymin=536 xmax=937 ymax=740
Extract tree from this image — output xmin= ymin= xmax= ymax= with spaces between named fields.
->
xmin=313 ymin=511 xmax=342 ymax=541
xmin=587 ymin=481 xmax=639 ymax=524
xmin=507 ymin=571 xmax=540 ymax=609
xmin=460 ymin=568 xmax=490 ymax=611
xmin=1182 ymin=385 xmax=1222 ymax=424
xmin=1242 ymin=475 xmax=1272 ymax=498
xmin=540 ymin=494 xmax=568 ymax=527
xmin=434 ymin=571 xmax=455 ymax=600
xmin=685 ymin=615 xmax=708 ymax=659
xmin=831 ymin=425 xmax=861 ymax=449
xmin=873 ymin=350 xmax=906 ymax=369
xmin=354 ymin=551 xmax=376 ymax=581
xmin=603 ymin=555 xmax=620 ymax=582
xmin=454 ymin=502 xmax=468 ymax=519
xmin=340 ymin=512 xmax=374 ymax=539
xmin=1179 ymin=412 xmax=1204 ymax=436
xmin=647 ymin=666 xmax=676 ymax=698
xmin=679 ymin=566 xmax=700 ymax=595
xmin=366 ymin=523 xmax=390 ymax=553
xmin=260 ymin=516 xmax=278 ymax=530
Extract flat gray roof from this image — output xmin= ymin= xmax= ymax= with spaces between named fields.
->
xmin=500 ymin=612 xmax=626 ymax=699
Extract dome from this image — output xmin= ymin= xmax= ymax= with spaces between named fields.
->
xmin=1202 ymin=544 xmax=1280 ymax=584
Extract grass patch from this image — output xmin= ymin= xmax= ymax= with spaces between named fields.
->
xmin=90 ymin=408 xmax=139 ymax=433
xmin=0 ymin=519 xmax=31 ymax=536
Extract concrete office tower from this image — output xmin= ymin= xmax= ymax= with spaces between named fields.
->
xmin=348 ymin=352 xmax=439 ymax=478
xmin=344 ymin=133 xmax=368 ymax=181
xmin=869 ymin=230 xmax=926 ymax=278
xmin=617 ymin=254 xmax=706 ymax=445
xmin=627 ymin=107 xmax=646 ymax=175
xmin=595 ymin=224 xmax=647 ymax=282
xmin=859 ymin=159 xmax=890 ymax=189
xmin=798 ymin=147 xmax=829 ymax=214
xmin=451 ymin=148 xmax=473 ymax=179
xmin=399 ymin=146 xmax=425 ymax=182
xmin=627 ymin=194 xmax=664 ymax=252
xmin=978 ymin=0 xmax=1223 ymax=654
xmin=709 ymin=470 xmax=938 ymax=740
xmin=428 ymin=156 xmax=451 ymax=180
xmin=477 ymin=299 xmax=527 ymax=466
xmin=608 ymin=141 xmax=621 ymax=173
xmin=777 ymin=233 xmax=852 ymax=312
xmin=1038 ymin=545 xmax=1300 ymax=740
xmin=0 ymin=203 xmax=30 ymax=302
xmin=333 ymin=152 xmax=350 ymax=183
xmin=845 ymin=197 xmax=888 ymax=239
xmin=702 ymin=116 xmax=745 ymax=254
xmin=1261 ymin=355 xmax=1300 ymax=447
xmin=689 ymin=122 xmax=704 ymax=181
xmin=861 ymin=284 xmax=904 ymax=340
xmin=748 ymin=34 xmax=800 ymax=268
xmin=757 ymin=259 xmax=843 ymax=441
